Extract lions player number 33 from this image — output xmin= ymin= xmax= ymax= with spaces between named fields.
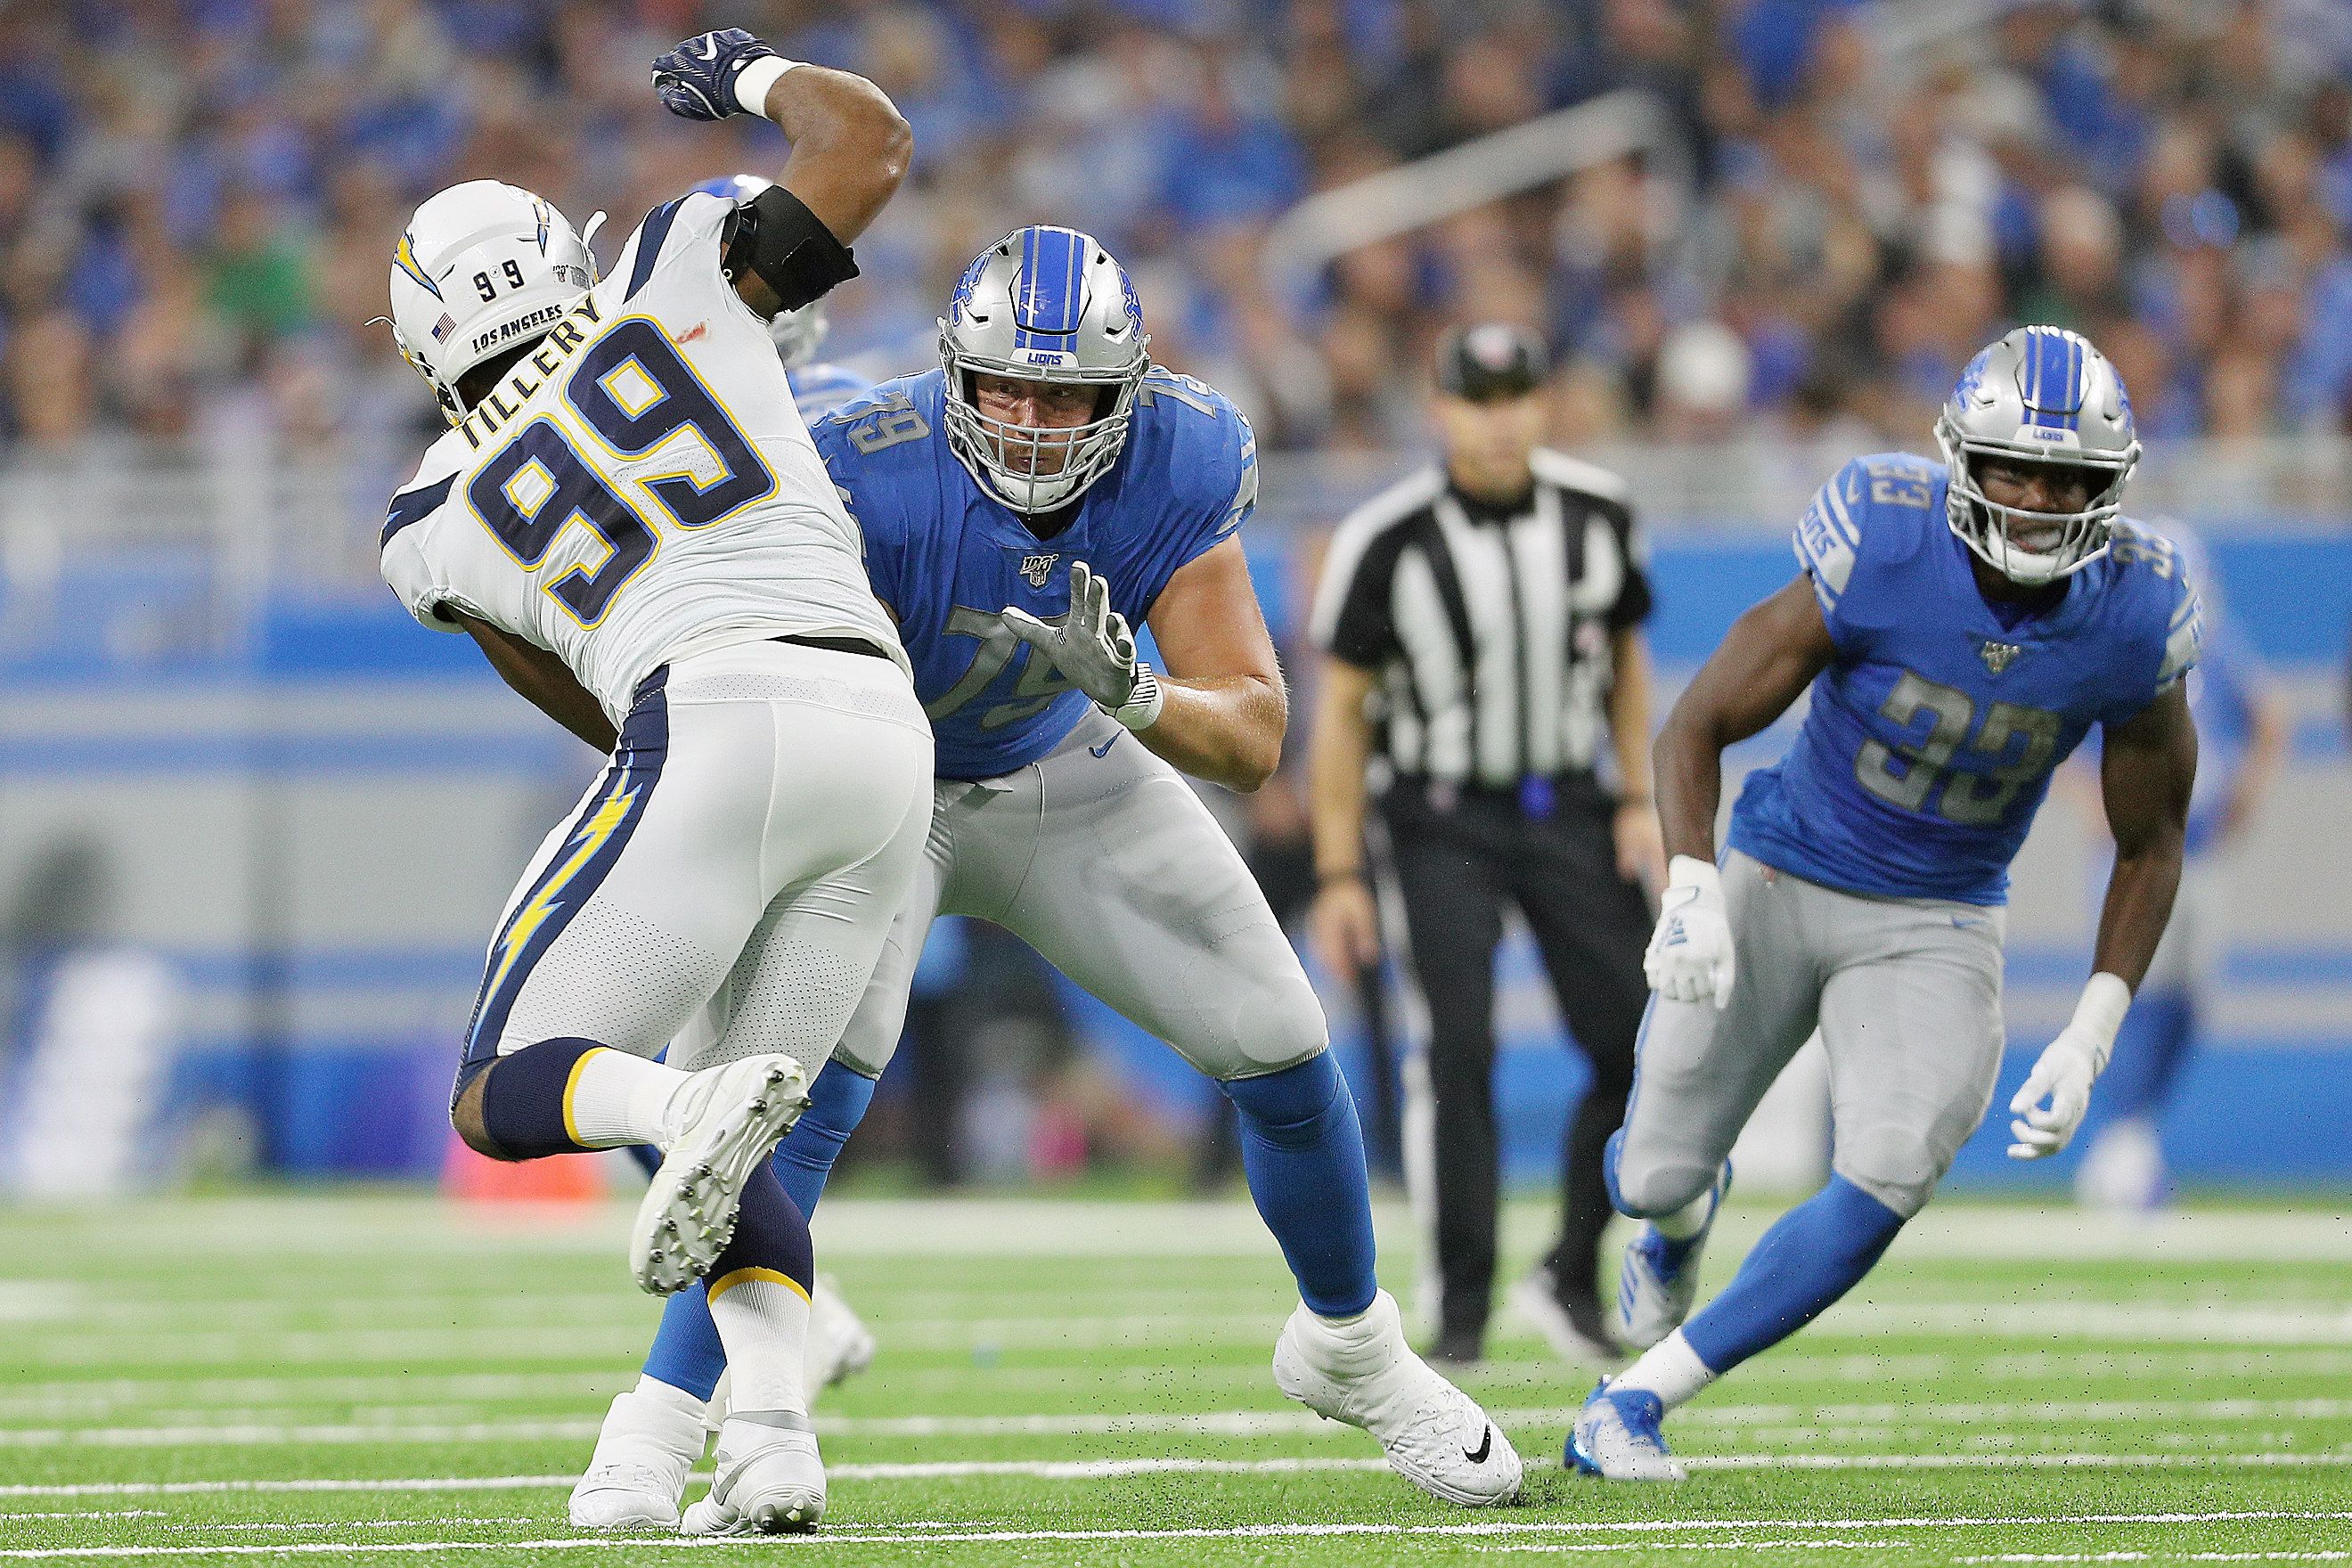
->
xmin=467 ymin=317 xmax=772 ymax=625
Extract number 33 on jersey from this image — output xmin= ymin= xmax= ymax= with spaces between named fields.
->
xmin=1728 ymin=451 xmax=2201 ymax=905
xmin=380 ymin=190 xmax=900 ymax=728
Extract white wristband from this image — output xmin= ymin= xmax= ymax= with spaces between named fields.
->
xmin=2067 ymin=972 xmax=2133 ymax=1074
xmin=1114 ymin=664 xmax=1164 ymax=731
xmin=1665 ymin=854 xmax=1720 ymax=899
xmin=731 ymin=56 xmax=802 ymax=117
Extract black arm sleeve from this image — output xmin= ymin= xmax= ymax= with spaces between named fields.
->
xmin=721 ymin=185 xmax=860 ymax=314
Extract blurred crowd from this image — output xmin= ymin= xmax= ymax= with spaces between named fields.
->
xmin=1 ymin=0 xmax=2349 ymax=461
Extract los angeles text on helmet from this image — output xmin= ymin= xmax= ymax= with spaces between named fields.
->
xmin=456 ymin=295 xmax=604 ymax=451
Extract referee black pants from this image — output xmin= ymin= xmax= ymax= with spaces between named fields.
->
xmin=1378 ymin=778 xmax=1649 ymax=1339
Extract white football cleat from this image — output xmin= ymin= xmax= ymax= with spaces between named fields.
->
xmin=633 ymin=1056 xmax=811 ymax=1295
xmin=680 ymin=1413 xmax=826 ymax=1535
xmin=1619 ymin=1163 xmax=1729 ymax=1350
xmin=1567 ymin=1377 xmax=1686 ymax=1482
xmin=807 ymin=1273 xmax=877 ymax=1390
xmin=567 ymin=1383 xmax=708 ymax=1531
xmin=1272 ymin=1289 xmax=1523 ymax=1507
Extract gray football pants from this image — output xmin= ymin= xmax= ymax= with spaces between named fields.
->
xmin=688 ymin=706 xmax=1329 ymax=1083
xmin=1613 ymin=850 xmax=2007 ymax=1221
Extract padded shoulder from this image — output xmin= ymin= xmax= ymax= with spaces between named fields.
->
xmin=1131 ymin=368 xmax=1256 ymax=541
xmin=2108 ymin=519 xmax=2203 ymax=696
xmin=811 ymin=370 xmax=948 ymax=483
xmin=609 ymin=190 xmax=734 ymax=305
xmin=378 ymin=446 xmax=468 ymax=634
xmin=1793 ymin=453 xmax=1944 ymax=632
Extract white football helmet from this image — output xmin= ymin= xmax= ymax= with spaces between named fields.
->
xmin=1935 ymin=325 xmax=2140 ymax=585
xmin=940 ymin=225 xmax=1149 ymax=513
xmin=388 ymin=180 xmax=601 ymax=423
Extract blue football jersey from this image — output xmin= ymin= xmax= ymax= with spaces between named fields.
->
xmin=814 ymin=365 xmax=1257 ymax=780
xmin=1728 ymin=453 xmax=2202 ymax=905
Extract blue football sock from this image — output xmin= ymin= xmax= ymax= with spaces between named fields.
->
xmin=1221 ymin=1053 xmax=1378 ymax=1319
xmin=774 ymin=1059 xmax=878 ymax=1217
xmin=1681 ymin=1174 xmax=1904 ymax=1376
xmin=639 ymin=1059 xmax=878 ymax=1401
xmin=2096 ymin=988 xmax=2194 ymax=1122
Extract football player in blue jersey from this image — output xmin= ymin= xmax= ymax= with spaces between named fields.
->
xmin=570 ymin=225 xmax=1522 ymax=1529
xmin=1567 ymin=326 xmax=2202 ymax=1480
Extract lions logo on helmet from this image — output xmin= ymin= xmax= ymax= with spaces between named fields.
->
xmin=939 ymin=225 xmax=1150 ymax=514
xmin=1935 ymin=325 xmax=2140 ymax=586
xmin=387 ymin=180 xmax=602 ymax=424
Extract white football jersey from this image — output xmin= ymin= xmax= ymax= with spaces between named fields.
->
xmin=380 ymin=191 xmax=905 ymax=725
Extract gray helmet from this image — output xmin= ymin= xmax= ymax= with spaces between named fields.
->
xmin=1934 ymin=325 xmax=2141 ymax=585
xmin=939 ymin=225 xmax=1149 ymax=513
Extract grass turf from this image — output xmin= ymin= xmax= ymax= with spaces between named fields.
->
xmin=2 ymin=1188 xmax=2348 ymax=1564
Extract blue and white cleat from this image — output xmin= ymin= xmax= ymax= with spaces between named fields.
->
xmin=1617 ymin=1162 xmax=1730 ymax=1349
xmin=1566 ymin=1378 xmax=1686 ymax=1482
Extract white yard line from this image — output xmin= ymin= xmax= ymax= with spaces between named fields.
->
xmin=1474 ymin=1545 xmax=1912 ymax=1557
xmin=1 ymin=1509 xmax=2348 ymax=1558
xmin=24 ymin=1299 xmax=2352 ymax=1369
xmin=7 ymin=1454 xmax=2352 ymax=1505
xmin=9 ymin=1393 xmax=2352 ymax=1448
xmin=1961 ymin=1556 xmax=2352 ymax=1564
xmin=14 ymin=1345 xmax=2352 ymax=1418
xmin=9 ymin=1197 xmax=2350 ymax=1268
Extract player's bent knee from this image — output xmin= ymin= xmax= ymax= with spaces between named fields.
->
xmin=1832 ymin=1133 xmax=1948 ymax=1221
xmin=1610 ymin=1149 xmax=1719 ymax=1220
xmin=449 ymin=1062 xmax=514 ymax=1162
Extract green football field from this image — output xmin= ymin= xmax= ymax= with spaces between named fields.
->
xmin=3 ymin=1188 xmax=2348 ymax=1564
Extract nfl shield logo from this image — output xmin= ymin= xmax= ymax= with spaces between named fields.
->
xmin=1979 ymin=640 xmax=2021 ymax=674
xmin=1020 ymin=552 xmax=1059 ymax=588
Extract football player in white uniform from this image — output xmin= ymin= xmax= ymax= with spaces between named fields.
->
xmin=380 ymin=29 xmax=927 ymax=1533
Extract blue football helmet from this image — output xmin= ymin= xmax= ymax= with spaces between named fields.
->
xmin=1935 ymin=326 xmax=2141 ymax=585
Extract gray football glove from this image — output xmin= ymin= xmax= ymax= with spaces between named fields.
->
xmin=1002 ymin=560 xmax=1164 ymax=731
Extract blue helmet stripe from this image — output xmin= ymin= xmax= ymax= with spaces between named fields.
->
xmin=2021 ymin=326 xmax=2084 ymax=431
xmin=1010 ymin=225 xmax=1086 ymax=352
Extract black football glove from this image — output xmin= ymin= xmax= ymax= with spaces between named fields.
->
xmin=651 ymin=29 xmax=780 ymax=122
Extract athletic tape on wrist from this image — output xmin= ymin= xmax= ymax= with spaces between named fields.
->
xmin=2069 ymin=971 xmax=2133 ymax=1074
xmin=731 ymin=56 xmax=801 ymax=117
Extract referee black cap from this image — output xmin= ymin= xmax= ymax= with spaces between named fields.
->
xmin=1436 ymin=323 xmax=1549 ymax=402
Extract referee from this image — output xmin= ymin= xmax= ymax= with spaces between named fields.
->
xmin=1305 ymin=324 xmax=1662 ymax=1366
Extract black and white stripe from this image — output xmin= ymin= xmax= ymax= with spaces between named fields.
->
xmin=1311 ymin=448 xmax=1650 ymax=788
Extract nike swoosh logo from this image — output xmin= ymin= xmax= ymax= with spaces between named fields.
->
xmin=1090 ymin=734 xmax=1120 ymax=758
xmin=1463 ymin=1425 xmax=1493 ymax=1464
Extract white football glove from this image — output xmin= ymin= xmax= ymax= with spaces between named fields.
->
xmin=1002 ymin=559 xmax=1164 ymax=731
xmin=1645 ymin=855 xmax=1735 ymax=1009
xmin=2008 ymin=972 xmax=2131 ymax=1160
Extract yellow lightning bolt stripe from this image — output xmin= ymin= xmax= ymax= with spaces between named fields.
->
xmin=708 ymin=1267 xmax=810 ymax=1303
xmin=394 ymin=232 xmax=442 ymax=299
xmin=482 ymin=780 xmax=641 ymax=1005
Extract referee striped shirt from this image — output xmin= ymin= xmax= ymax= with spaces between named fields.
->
xmin=1310 ymin=449 xmax=1652 ymax=788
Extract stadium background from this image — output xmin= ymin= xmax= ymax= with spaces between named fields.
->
xmin=0 ymin=0 xmax=2348 ymax=1199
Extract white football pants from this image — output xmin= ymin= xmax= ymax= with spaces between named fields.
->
xmin=461 ymin=640 xmax=933 ymax=1082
